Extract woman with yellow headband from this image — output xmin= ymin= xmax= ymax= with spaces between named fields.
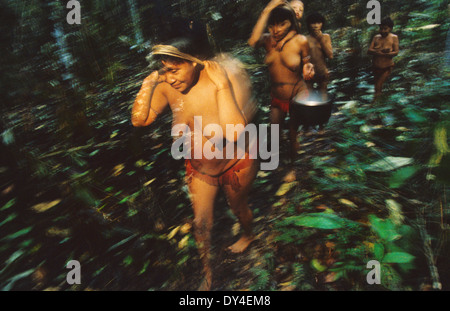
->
xmin=131 ymin=35 xmax=258 ymax=290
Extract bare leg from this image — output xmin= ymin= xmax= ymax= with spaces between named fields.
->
xmin=270 ymin=106 xmax=290 ymax=165
xmin=374 ymin=67 xmax=392 ymax=101
xmin=319 ymin=81 xmax=328 ymax=101
xmin=223 ymin=160 xmax=259 ymax=253
xmin=186 ymin=174 xmax=220 ymax=290
xmin=270 ymin=106 xmax=286 ymax=126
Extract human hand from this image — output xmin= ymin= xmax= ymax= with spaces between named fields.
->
xmin=204 ymin=61 xmax=230 ymax=90
xmin=381 ymin=48 xmax=391 ymax=53
xmin=144 ymin=70 xmax=166 ymax=85
xmin=276 ymin=30 xmax=296 ymax=51
xmin=312 ymin=29 xmax=323 ymax=40
xmin=303 ymin=63 xmax=315 ymax=81
xmin=266 ymin=0 xmax=286 ymax=11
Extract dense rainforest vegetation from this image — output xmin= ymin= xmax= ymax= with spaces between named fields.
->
xmin=0 ymin=0 xmax=449 ymax=291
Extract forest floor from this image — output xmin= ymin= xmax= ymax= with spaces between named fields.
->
xmin=0 ymin=56 xmax=448 ymax=291
xmin=187 ymin=129 xmax=346 ymax=291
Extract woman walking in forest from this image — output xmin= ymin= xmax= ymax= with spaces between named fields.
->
xmin=368 ymin=17 xmax=399 ymax=101
xmin=248 ymin=0 xmax=314 ymax=176
xmin=132 ymin=24 xmax=258 ymax=290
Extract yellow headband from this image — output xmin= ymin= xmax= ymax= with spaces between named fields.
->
xmin=152 ymin=45 xmax=204 ymax=65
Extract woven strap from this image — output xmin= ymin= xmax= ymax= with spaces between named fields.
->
xmin=152 ymin=45 xmax=204 ymax=65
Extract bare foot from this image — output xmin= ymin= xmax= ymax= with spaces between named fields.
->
xmin=228 ymin=235 xmax=254 ymax=253
xmin=283 ymin=169 xmax=296 ymax=182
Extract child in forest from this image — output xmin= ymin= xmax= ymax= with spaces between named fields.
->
xmin=367 ymin=17 xmax=399 ymax=101
xmin=305 ymin=12 xmax=333 ymax=100
xmin=289 ymin=0 xmax=304 ymax=30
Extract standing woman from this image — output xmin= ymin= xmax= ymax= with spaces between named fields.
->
xmin=248 ymin=0 xmax=314 ymax=165
xmin=132 ymin=24 xmax=258 ymax=290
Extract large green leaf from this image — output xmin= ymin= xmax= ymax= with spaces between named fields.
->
xmin=285 ymin=213 xmax=347 ymax=230
xmin=366 ymin=157 xmax=414 ymax=172
xmin=388 ymin=165 xmax=420 ymax=188
xmin=374 ymin=243 xmax=385 ymax=261
xmin=403 ymin=108 xmax=427 ymax=123
xmin=368 ymin=215 xmax=400 ymax=242
xmin=382 ymin=252 xmax=415 ymax=264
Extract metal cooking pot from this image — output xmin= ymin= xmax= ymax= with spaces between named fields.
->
xmin=290 ymin=91 xmax=334 ymax=127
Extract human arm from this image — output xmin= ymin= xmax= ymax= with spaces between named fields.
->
xmin=276 ymin=30 xmax=296 ymax=51
xmin=248 ymin=0 xmax=285 ymax=48
xmin=367 ymin=36 xmax=385 ymax=56
xmin=313 ymin=31 xmax=333 ymax=59
xmin=299 ymin=36 xmax=315 ymax=80
xmin=204 ymin=61 xmax=249 ymax=142
xmin=383 ymin=35 xmax=399 ymax=57
xmin=131 ymin=71 xmax=169 ymax=127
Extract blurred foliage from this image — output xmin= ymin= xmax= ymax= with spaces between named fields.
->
xmin=0 ymin=0 xmax=449 ymax=291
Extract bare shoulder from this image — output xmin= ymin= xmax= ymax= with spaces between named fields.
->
xmin=155 ymin=80 xmax=170 ymax=94
xmin=286 ymin=34 xmax=308 ymax=51
xmin=294 ymin=33 xmax=308 ymax=44
xmin=371 ymin=34 xmax=381 ymax=42
xmin=389 ymin=33 xmax=398 ymax=40
xmin=212 ymin=53 xmax=250 ymax=81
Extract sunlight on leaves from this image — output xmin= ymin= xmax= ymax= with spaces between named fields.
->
xmin=30 ymin=199 xmax=61 ymax=213
xmin=366 ymin=157 xmax=414 ymax=172
xmin=275 ymin=182 xmax=298 ymax=196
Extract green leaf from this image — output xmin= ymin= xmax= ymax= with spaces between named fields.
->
xmin=2 ymin=226 xmax=33 ymax=240
xmin=139 ymin=260 xmax=150 ymax=274
xmin=0 ymin=213 xmax=17 ymax=227
xmin=107 ymin=233 xmax=138 ymax=252
xmin=374 ymin=243 xmax=385 ymax=261
xmin=366 ymin=157 xmax=414 ymax=172
xmin=118 ymin=196 xmax=129 ymax=204
xmin=1 ymin=199 xmax=16 ymax=211
xmin=2 ymin=269 xmax=35 ymax=291
xmin=369 ymin=215 xmax=400 ymax=242
xmin=403 ymin=108 xmax=427 ymax=123
xmin=123 ymin=255 xmax=133 ymax=266
xmin=311 ymin=259 xmax=327 ymax=272
xmin=388 ymin=165 xmax=420 ymax=188
xmin=382 ymin=252 xmax=415 ymax=264
xmin=89 ymin=149 xmax=99 ymax=157
xmin=286 ymin=213 xmax=345 ymax=229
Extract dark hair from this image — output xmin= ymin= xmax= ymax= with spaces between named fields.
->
xmin=156 ymin=18 xmax=213 ymax=62
xmin=306 ymin=12 xmax=326 ymax=29
xmin=380 ymin=17 xmax=394 ymax=29
xmin=268 ymin=5 xmax=300 ymax=33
